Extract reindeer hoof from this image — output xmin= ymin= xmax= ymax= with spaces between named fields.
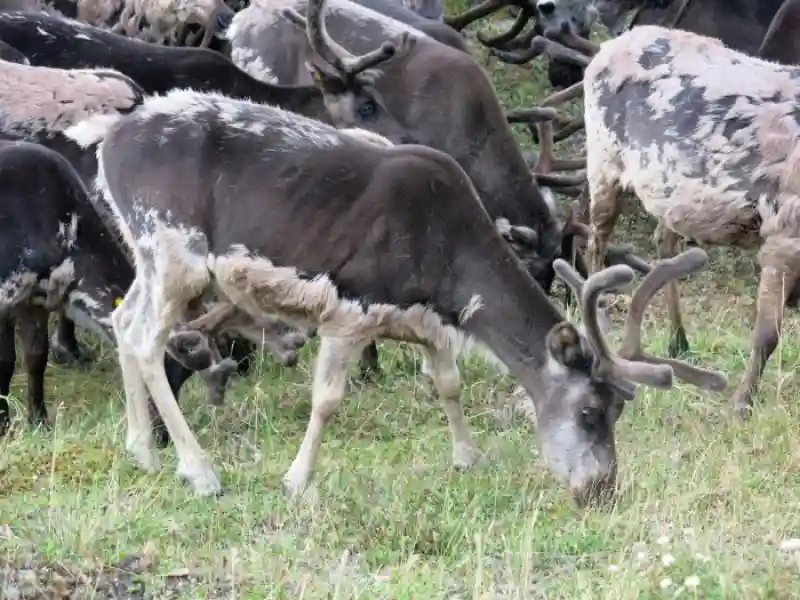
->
xmin=0 ymin=415 xmax=9 ymax=437
xmin=153 ymin=426 xmax=171 ymax=449
xmin=452 ymin=443 xmax=486 ymax=471
xmin=733 ymin=399 xmax=754 ymax=422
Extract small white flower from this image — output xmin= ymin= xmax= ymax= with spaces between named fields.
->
xmin=661 ymin=554 xmax=675 ymax=566
xmin=660 ymin=577 xmax=673 ymax=589
xmin=607 ymin=564 xmax=620 ymax=573
xmin=683 ymin=527 xmax=695 ymax=538
xmin=780 ymin=539 xmax=800 ymax=553
xmin=657 ymin=535 xmax=671 ymax=546
xmin=684 ymin=575 xmax=700 ymax=588
xmin=636 ymin=551 xmax=648 ymax=563
xmin=694 ymin=552 xmax=710 ymax=562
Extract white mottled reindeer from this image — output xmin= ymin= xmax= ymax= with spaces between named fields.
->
xmin=582 ymin=25 xmax=800 ymax=416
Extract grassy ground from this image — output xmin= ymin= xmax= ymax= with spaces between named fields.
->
xmin=2 ymin=7 xmax=800 ymax=600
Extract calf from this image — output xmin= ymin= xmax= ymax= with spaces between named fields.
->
xmin=66 ymin=87 xmax=725 ymax=503
xmin=757 ymin=0 xmax=800 ymax=65
xmin=583 ymin=25 xmax=800 ymax=416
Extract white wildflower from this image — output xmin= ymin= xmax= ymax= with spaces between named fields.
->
xmin=656 ymin=535 xmax=670 ymax=546
xmin=661 ymin=554 xmax=675 ymax=566
xmin=684 ymin=575 xmax=700 ymax=588
xmin=607 ymin=564 xmax=620 ymax=573
xmin=660 ymin=577 xmax=673 ymax=589
xmin=780 ymin=539 xmax=800 ymax=553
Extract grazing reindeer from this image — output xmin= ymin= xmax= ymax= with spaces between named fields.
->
xmin=228 ymin=0 xmax=592 ymax=376
xmin=583 ymin=25 xmax=800 ymax=416
xmin=66 ymin=86 xmax=725 ymax=503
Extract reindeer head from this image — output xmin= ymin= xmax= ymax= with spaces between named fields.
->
xmin=536 ymin=248 xmax=727 ymax=506
xmin=535 ymin=0 xmax=598 ymax=39
xmin=283 ymin=0 xmax=419 ymax=145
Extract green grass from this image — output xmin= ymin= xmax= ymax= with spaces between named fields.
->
xmin=2 ymin=6 xmax=800 ymax=599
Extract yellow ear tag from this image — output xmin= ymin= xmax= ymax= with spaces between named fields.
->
xmin=113 ymin=297 xmax=123 ymax=307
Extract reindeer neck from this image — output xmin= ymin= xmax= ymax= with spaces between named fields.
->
xmin=232 ymin=76 xmax=327 ymax=119
xmin=456 ymin=247 xmax=565 ymax=394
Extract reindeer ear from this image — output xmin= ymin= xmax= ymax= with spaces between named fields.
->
xmin=545 ymin=322 xmax=593 ymax=375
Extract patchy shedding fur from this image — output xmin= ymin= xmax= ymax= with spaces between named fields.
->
xmin=584 ymin=24 xmax=800 ymax=413
xmin=0 ymin=59 xmax=142 ymax=138
xmin=114 ymin=0 xmax=233 ymax=45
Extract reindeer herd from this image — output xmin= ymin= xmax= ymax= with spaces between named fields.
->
xmin=0 ymin=0 xmax=796 ymax=507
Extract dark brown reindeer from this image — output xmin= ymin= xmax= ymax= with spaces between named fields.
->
xmin=594 ymin=0 xmax=786 ymax=54
xmin=66 ymin=82 xmax=726 ymax=503
xmin=582 ymin=25 xmax=800 ymax=417
xmin=226 ymin=0 xmax=596 ymax=374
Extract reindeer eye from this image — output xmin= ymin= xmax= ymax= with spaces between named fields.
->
xmin=358 ymin=100 xmax=377 ymax=118
xmin=580 ymin=406 xmax=604 ymax=432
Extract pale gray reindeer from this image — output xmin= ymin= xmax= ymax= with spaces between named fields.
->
xmin=65 ymin=83 xmax=726 ymax=504
xmin=582 ymin=25 xmax=800 ymax=417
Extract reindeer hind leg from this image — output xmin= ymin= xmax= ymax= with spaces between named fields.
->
xmin=731 ymin=236 xmax=800 ymax=418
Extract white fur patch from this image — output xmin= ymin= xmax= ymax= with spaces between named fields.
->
xmin=64 ymin=113 xmax=123 ymax=148
xmin=230 ymin=46 xmax=279 ymax=84
xmin=0 ymin=61 xmax=138 ymax=138
xmin=130 ymin=88 xmax=344 ymax=148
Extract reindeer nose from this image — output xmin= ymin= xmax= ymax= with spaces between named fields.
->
xmin=571 ymin=470 xmax=617 ymax=508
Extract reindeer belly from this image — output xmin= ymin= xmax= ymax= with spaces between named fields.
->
xmin=632 ymin=180 xmax=763 ymax=248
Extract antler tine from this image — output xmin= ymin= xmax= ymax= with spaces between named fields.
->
xmin=533 ymin=119 xmax=554 ymax=174
xmin=605 ymin=245 xmax=652 ymax=275
xmin=345 ymin=37 xmax=403 ymax=75
xmin=444 ymin=0 xmax=505 ymax=31
xmin=531 ymin=36 xmax=592 ymax=67
xmin=506 ymin=107 xmax=560 ymax=124
xmin=618 ymin=248 xmax=729 ymax=391
xmin=534 ymin=171 xmax=586 ymax=188
xmin=540 ymin=81 xmax=583 ymax=107
xmin=476 ymin=7 xmax=532 ymax=49
xmin=282 ymin=7 xmax=307 ymax=29
xmin=304 ymin=0 xmax=348 ymax=74
xmin=582 ymin=267 xmax=675 ymax=388
xmin=551 ymin=156 xmax=586 ymax=170
xmin=490 ymin=44 xmax=545 ymax=65
xmin=553 ymin=258 xmax=586 ymax=302
xmin=560 ymin=32 xmax=601 ymax=56
xmin=304 ymin=0 xmax=410 ymax=78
